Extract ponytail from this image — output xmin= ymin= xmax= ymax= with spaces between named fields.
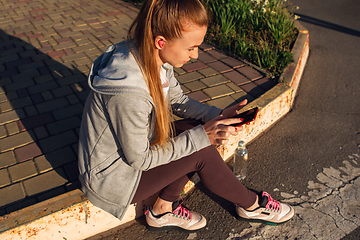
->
xmin=128 ymin=0 xmax=208 ymax=148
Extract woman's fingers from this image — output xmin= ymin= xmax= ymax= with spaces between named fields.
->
xmin=235 ymin=99 xmax=248 ymax=113
xmin=220 ymin=99 xmax=248 ymax=118
xmin=217 ymin=130 xmax=231 ymax=139
xmin=204 ymin=115 xmax=246 ymax=145
xmin=216 ymin=138 xmax=229 ymax=145
xmin=216 ymin=125 xmax=241 ymax=139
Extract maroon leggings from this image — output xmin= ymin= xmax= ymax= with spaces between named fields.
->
xmin=131 ymin=119 xmax=257 ymax=209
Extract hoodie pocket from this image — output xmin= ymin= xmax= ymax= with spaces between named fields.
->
xmin=90 ymin=152 xmax=122 ymax=180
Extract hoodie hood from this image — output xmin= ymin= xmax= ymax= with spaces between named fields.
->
xmin=88 ymin=40 xmax=149 ymax=95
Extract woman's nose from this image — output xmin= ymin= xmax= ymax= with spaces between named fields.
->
xmin=190 ymin=49 xmax=198 ymax=59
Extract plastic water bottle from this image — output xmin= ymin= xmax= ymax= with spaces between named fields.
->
xmin=233 ymin=140 xmax=248 ymax=180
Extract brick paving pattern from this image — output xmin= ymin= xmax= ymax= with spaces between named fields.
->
xmin=0 ymin=0 xmax=277 ymax=216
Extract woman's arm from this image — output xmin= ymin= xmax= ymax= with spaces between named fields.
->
xmin=105 ymin=92 xmax=211 ymax=171
xmin=165 ymin=65 xmax=222 ymax=122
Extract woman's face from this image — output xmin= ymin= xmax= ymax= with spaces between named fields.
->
xmin=157 ymin=25 xmax=208 ymax=68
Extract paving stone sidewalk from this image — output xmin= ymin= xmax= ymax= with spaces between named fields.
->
xmin=0 ymin=0 xmax=276 ymax=217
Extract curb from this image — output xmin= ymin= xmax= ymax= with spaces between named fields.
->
xmin=0 ymin=22 xmax=309 ymax=240
xmin=225 ymin=21 xmax=309 ymax=157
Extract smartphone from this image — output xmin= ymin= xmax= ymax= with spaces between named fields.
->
xmin=229 ymin=107 xmax=259 ymax=127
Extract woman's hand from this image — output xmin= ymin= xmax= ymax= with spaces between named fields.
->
xmin=202 ymin=99 xmax=248 ymax=145
xmin=202 ymin=115 xmax=244 ymax=145
xmin=220 ymin=99 xmax=248 ymax=118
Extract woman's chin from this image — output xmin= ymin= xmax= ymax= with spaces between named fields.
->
xmin=172 ymin=63 xmax=184 ymax=68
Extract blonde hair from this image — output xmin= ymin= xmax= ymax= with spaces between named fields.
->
xmin=128 ymin=0 xmax=208 ymax=147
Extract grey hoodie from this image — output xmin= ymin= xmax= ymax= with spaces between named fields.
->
xmin=78 ymin=40 xmax=222 ymax=220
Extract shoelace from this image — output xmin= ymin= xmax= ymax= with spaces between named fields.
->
xmin=263 ymin=192 xmax=280 ymax=212
xmin=172 ymin=203 xmax=192 ymax=221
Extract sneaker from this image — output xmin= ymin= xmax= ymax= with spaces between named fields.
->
xmin=145 ymin=200 xmax=207 ymax=232
xmin=236 ymin=191 xmax=294 ymax=225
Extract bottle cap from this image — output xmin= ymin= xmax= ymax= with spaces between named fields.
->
xmin=238 ymin=140 xmax=245 ymax=147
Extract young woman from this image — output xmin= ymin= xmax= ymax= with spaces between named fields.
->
xmin=78 ymin=0 xmax=294 ymax=232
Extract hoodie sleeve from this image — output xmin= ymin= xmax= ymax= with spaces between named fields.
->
xmin=105 ymin=91 xmax=211 ymax=171
xmin=164 ymin=64 xmax=222 ymax=122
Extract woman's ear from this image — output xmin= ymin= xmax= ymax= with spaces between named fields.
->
xmin=158 ymin=40 xmax=164 ymax=49
xmin=155 ymin=36 xmax=166 ymax=50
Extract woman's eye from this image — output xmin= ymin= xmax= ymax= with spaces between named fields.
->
xmin=188 ymin=48 xmax=194 ymax=51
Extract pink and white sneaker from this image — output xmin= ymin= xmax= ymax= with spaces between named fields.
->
xmin=145 ymin=200 xmax=207 ymax=232
xmin=236 ymin=191 xmax=294 ymax=225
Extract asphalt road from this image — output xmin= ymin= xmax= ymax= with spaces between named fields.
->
xmin=90 ymin=0 xmax=360 ymax=239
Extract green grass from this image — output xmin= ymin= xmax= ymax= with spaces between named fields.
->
xmin=204 ymin=0 xmax=298 ymax=78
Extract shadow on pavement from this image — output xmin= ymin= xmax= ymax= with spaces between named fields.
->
xmin=0 ymin=29 xmax=89 ymax=216
xmin=295 ymin=13 xmax=360 ymax=37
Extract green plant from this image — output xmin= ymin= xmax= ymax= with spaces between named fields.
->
xmin=204 ymin=0 xmax=298 ymax=78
